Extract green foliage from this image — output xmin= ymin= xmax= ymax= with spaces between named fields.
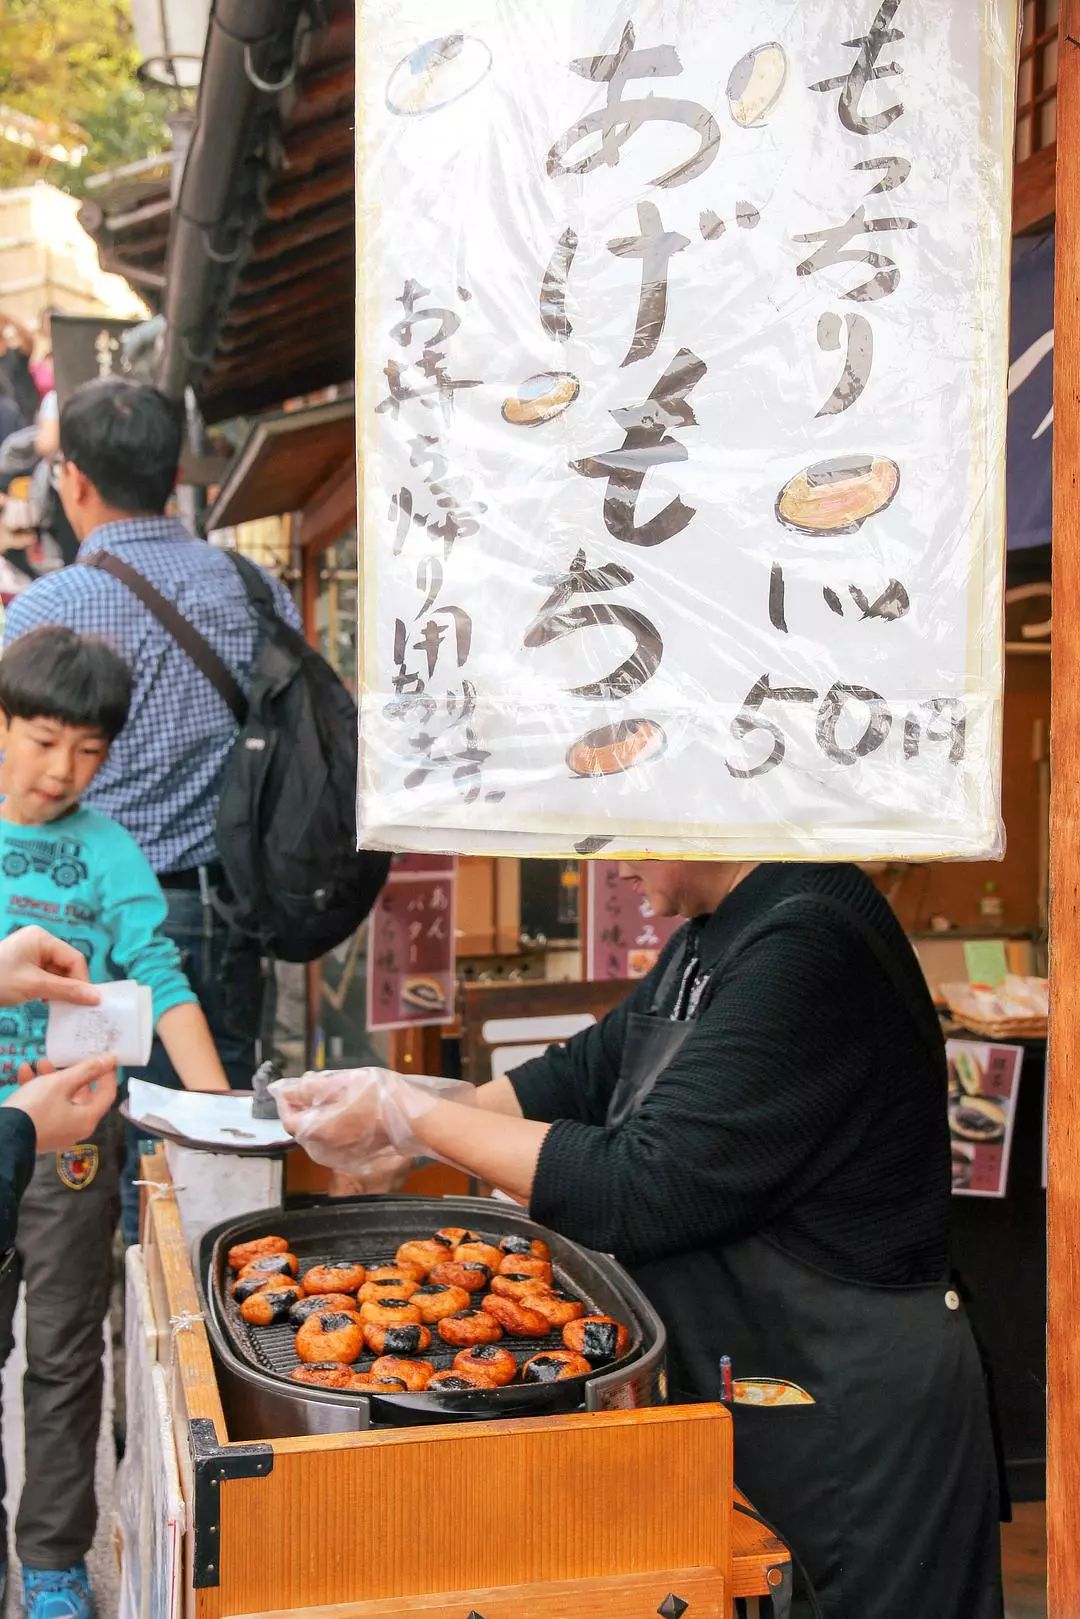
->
xmin=0 ymin=0 xmax=169 ymax=194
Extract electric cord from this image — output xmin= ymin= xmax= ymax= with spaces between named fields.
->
xmin=732 ymin=1500 xmax=825 ymax=1619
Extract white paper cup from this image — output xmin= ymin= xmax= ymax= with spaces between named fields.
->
xmin=46 ymin=980 xmax=153 ymax=1068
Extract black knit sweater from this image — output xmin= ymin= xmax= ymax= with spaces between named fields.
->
xmin=510 ymin=863 xmax=952 ymax=1286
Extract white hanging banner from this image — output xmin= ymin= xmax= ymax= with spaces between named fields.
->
xmin=356 ymin=1 xmax=1015 ymax=859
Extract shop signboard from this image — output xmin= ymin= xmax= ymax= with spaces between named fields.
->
xmin=947 ymin=1038 xmax=1023 ymax=1199
xmin=585 ymin=861 xmax=681 ymax=981
xmin=51 ymin=313 xmax=140 ymax=409
xmin=356 ymin=2 xmax=1015 ymax=860
xmin=366 ymin=853 xmax=457 ymax=1032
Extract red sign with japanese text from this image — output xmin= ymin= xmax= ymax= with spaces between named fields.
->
xmin=366 ymin=854 xmax=457 ymax=1032
xmin=585 ymin=862 xmax=682 ymax=982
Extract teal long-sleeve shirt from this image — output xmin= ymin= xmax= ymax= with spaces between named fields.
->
xmin=0 ymin=804 xmax=196 ymax=1090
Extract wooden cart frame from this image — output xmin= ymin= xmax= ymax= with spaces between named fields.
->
xmin=138 ymin=1152 xmax=791 ymax=1618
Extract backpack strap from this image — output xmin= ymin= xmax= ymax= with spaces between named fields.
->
xmin=223 ymin=549 xmax=281 ymax=621
xmin=81 ymin=550 xmax=248 ymax=726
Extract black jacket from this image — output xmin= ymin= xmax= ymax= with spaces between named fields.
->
xmin=511 ymin=862 xmax=950 ymax=1285
xmin=0 ymin=1108 xmax=36 ymax=1252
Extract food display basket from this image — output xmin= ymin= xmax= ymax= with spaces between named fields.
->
xmin=196 ymin=1195 xmax=666 ymax=1439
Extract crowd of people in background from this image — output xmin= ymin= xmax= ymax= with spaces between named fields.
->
xmin=0 ymin=309 xmax=75 ymax=603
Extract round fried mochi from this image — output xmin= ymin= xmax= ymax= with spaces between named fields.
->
xmin=396 ymin=1238 xmax=453 ymax=1276
xmin=522 ymin=1350 xmax=592 ymax=1383
xmin=359 ymin=1298 xmax=421 ymax=1327
xmin=437 ymin=1310 xmax=503 ymax=1348
xmin=302 ymin=1263 xmax=366 ymax=1297
xmin=452 ymin=1240 xmax=502 ymax=1272
xmin=434 ymin=1227 xmax=478 ymax=1248
xmin=481 ymin=1295 xmax=550 ymax=1338
xmin=228 ymin=1235 xmax=289 ymax=1272
xmin=562 ymin=1315 xmax=630 ymax=1365
xmin=498 ymin=1233 xmax=551 ymax=1262
xmin=429 ymin=1260 xmax=492 ymax=1293
xmin=370 ymin=1356 xmax=435 ymax=1390
xmin=525 ymin=1289 xmax=587 ymax=1328
xmin=232 ymin=1273 xmax=298 ymax=1304
xmin=497 ymin=1253 xmax=552 ymax=1283
xmin=362 ymin=1321 xmax=433 ymax=1355
xmin=359 ymin=1275 xmax=418 ymax=1305
xmin=490 ymin=1272 xmax=547 ymax=1302
xmin=294 ymin=1310 xmax=363 ymax=1364
xmin=290 ymin=1363 xmax=351 ymax=1388
xmin=239 ymin=1285 xmax=302 ymax=1326
xmin=365 ymin=1263 xmax=423 ymax=1287
xmin=237 ymin=1252 xmax=299 ymax=1281
xmin=429 ymin=1368 xmax=497 ymax=1391
xmin=412 ymin=1284 xmax=471 ymax=1324
xmin=346 ymin=1374 xmax=409 ymax=1393
xmin=453 ymin=1344 xmax=517 ymax=1386
xmin=288 ymin=1293 xmax=356 ymax=1327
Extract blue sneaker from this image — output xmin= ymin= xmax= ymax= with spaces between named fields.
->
xmin=23 ymin=1564 xmax=93 ymax=1619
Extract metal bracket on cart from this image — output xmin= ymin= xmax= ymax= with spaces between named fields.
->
xmin=188 ymin=1416 xmax=273 ymax=1588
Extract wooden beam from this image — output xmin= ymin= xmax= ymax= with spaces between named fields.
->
xmin=1049 ymin=11 xmax=1080 ymax=1619
xmin=300 ymin=455 xmax=356 ymax=554
xmin=230 ymin=232 xmax=353 ymax=305
xmin=263 ymin=159 xmax=352 ymax=224
xmin=1015 ymin=142 xmax=1057 ymax=234
xmin=280 ymin=115 xmax=354 ymax=180
xmin=198 ymin=358 xmax=352 ymax=426
xmin=249 ymin=196 xmax=354 ymax=264
xmin=289 ymin=60 xmax=353 ymax=128
xmin=302 ymin=7 xmax=352 ymax=74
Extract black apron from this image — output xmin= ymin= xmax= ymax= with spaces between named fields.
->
xmin=610 ymin=903 xmax=1004 ymax=1619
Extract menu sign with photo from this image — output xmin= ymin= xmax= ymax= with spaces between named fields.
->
xmin=585 ymin=861 xmax=681 ymax=981
xmin=947 ymin=1039 xmax=1023 ymax=1199
xmin=356 ymin=1 xmax=1014 ymax=860
xmin=367 ymin=854 xmax=457 ymax=1032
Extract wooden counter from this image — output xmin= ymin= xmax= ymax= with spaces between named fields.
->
xmin=138 ymin=1151 xmax=791 ymax=1618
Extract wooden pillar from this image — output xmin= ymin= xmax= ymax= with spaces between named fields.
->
xmin=1049 ymin=12 xmax=1079 ymax=1614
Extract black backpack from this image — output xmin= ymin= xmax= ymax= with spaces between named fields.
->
xmin=84 ymin=549 xmax=389 ymax=962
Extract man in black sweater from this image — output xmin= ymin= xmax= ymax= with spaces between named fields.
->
xmin=278 ymin=860 xmax=1004 ymax=1619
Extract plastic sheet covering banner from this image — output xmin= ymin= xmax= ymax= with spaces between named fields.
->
xmin=356 ymin=2 xmax=1016 ymax=860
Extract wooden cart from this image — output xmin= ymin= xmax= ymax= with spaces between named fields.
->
xmin=136 ymin=1150 xmax=792 ymax=1619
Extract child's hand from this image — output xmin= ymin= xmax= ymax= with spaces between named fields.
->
xmin=5 ymin=1055 xmax=117 ymax=1151
xmin=0 ymin=927 xmax=99 ymax=1008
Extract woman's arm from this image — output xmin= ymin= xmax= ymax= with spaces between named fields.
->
xmin=471 ymin=1077 xmax=524 ymax=1117
xmin=412 ymin=1098 xmax=548 ymax=1203
xmin=398 ymin=923 xmax=865 ymax=1264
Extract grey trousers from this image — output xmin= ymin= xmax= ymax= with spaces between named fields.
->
xmin=0 ymin=1110 xmax=121 ymax=1568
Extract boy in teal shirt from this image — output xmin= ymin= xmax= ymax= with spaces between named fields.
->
xmin=0 ymin=626 xmax=228 ymax=1619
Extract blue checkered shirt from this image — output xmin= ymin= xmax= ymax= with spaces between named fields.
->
xmin=3 ymin=517 xmax=302 ymax=874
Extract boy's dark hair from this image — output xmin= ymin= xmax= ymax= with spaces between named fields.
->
xmin=0 ymin=627 xmax=133 ymax=741
xmin=60 ymin=378 xmax=182 ymax=514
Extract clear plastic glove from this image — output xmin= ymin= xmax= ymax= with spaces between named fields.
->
xmin=327 ymin=1151 xmax=412 ymax=1198
xmin=270 ymin=1067 xmax=475 ymax=1174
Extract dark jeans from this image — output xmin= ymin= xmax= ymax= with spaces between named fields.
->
xmin=120 ymin=885 xmax=265 ymax=1243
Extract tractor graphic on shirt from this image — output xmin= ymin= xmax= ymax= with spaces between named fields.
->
xmin=1 ymin=838 xmax=88 ymax=889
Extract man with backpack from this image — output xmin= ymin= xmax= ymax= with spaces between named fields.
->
xmin=3 ymin=378 xmax=387 ymax=1241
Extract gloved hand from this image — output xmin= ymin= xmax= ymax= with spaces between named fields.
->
xmin=271 ymin=1067 xmax=476 ymax=1173
xmin=328 ymin=1150 xmax=413 ymax=1198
